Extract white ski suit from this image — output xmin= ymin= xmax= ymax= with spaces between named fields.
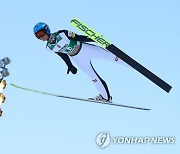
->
xmin=46 ymin=30 xmax=128 ymax=100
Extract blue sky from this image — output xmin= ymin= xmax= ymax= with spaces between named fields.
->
xmin=0 ymin=0 xmax=179 ymax=153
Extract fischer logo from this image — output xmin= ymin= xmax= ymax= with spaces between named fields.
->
xmin=71 ymin=19 xmax=111 ymax=48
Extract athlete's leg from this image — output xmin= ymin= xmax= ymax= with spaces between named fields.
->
xmin=71 ymin=44 xmax=111 ymax=100
xmin=83 ymin=43 xmax=131 ymax=67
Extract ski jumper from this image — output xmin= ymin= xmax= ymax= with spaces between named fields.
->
xmin=46 ymin=30 xmax=129 ymax=100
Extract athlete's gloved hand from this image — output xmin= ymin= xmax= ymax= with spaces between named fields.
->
xmin=67 ymin=65 xmax=77 ymax=74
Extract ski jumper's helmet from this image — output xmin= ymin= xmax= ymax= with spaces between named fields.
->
xmin=33 ymin=22 xmax=51 ymax=36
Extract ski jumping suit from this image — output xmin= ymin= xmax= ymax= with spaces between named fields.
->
xmin=46 ymin=30 xmax=128 ymax=100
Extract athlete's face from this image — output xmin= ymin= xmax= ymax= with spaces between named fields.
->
xmin=39 ymin=34 xmax=49 ymax=41
xmin=35 ymin=30 xmax=49 ymax=41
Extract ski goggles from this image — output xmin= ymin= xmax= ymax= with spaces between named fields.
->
xmin=35 ymin=30 xmax=46 ymax=39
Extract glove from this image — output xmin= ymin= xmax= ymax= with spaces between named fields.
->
xmin=67 ymin=65 xmax=77 ymax=74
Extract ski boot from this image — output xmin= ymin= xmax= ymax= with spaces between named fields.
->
xmin=89 ymin=94 xmax=112 ymax=103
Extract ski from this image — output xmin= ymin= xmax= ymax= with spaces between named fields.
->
xmin=71 ymin=18 xmax=172 ymax=93
xmin=10 ymin=83 xmax=151 ymax=111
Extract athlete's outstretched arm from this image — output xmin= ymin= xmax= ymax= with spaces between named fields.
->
xmin=58 ymin=30 xmax=94 ymax=42
xmin=55 ymin=52 xmax=77 ymax=74
xmin=73 ymin=34 xmax=94 ymax=42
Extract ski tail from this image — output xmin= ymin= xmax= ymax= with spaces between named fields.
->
xmin=106 ymin=44 xmax=172 ymax=93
